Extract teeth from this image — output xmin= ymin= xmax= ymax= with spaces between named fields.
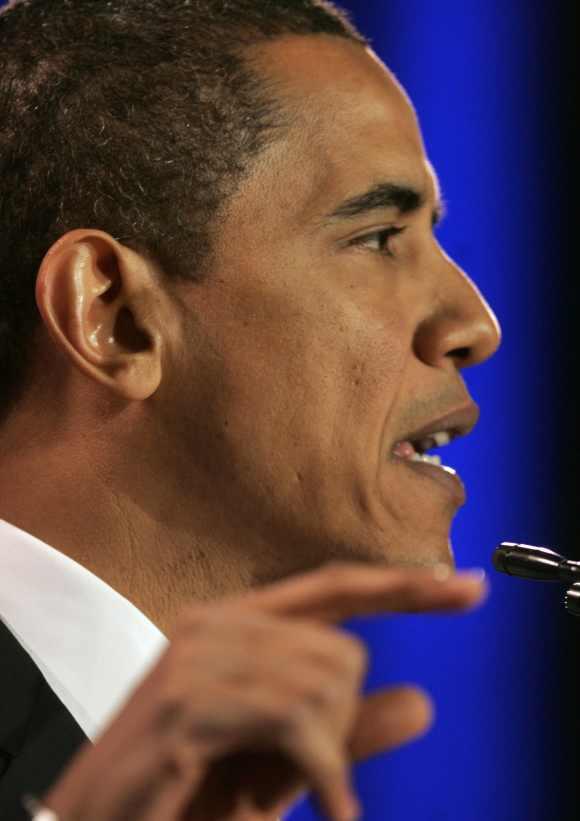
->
xmin=432 ymin=431 xmax=452 ymax=447
xmin=411 ymin=453 xmax=442 ymax=466
xmin=416 ymin=431 xmax=452 ymax=452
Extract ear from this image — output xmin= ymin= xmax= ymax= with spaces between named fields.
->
xmin=36 ymin=229 xmax=170 ymax=400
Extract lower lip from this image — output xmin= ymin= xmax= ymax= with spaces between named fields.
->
xmin=392 ymin=456 xmax=466 ymax=506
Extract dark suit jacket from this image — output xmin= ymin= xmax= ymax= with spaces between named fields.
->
xmin=0 ymin=619 xmax=87 ymax=819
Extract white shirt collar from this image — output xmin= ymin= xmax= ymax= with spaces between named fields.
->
xmin=0 ymin=519 xmax=168 ymax=741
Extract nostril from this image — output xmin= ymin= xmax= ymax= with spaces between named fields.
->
xmin=450 ymin=346 xmax=471 ymax=362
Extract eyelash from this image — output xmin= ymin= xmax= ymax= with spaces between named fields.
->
xmin=349 ymin=226 xmax=407 ymax=258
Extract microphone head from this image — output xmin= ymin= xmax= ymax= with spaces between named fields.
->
xmin=493 ymin=542 xmax=564 ymax=581
xmin=565 ymin=584 xmax=580 ymax=616
xmin=492 ymin=543 xmax=514 ymax=573
xmin=495 ymin=544 xmax=580 ymax=616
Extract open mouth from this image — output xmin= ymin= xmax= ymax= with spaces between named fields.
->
xmin=388 ymin=403 xmax=479 ymax=502
xmin=392 ymin=429 xmax=456 ymax=469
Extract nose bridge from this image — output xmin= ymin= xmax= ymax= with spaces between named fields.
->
xmin=416 ymin=244 xmax=501 ymax=369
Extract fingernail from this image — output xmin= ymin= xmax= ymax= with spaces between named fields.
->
xmin=457 ymin=567 xmax=487 ymax=583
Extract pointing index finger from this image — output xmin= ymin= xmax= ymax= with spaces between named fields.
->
xmin=238 ymin=563 xmax=488 ymax=624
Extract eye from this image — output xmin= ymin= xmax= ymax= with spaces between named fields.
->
xmin=348 ymin=226 xmax=406 ymax=257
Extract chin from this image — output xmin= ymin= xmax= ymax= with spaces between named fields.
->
xmin=380 ymin=534 xmax=455 ymax=570
xmin=314 ymin=528 xmax=455 ymax=573
xmin=252 ymin=504 xmax=456 ymax=588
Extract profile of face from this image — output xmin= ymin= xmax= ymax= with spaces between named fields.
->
xmin=148 ymin=35 xmax=500 ymax=585
xmin=36 ymin=34 xmax=500 ymax=593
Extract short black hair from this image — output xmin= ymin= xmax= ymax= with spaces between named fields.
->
xmin=0 ymin=0 xmax=365 ymax=417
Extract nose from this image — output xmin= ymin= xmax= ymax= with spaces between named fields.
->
xmin=413 ymin=250 xmax=501 ymax=370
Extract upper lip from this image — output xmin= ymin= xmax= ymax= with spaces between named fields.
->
xmin=393 ymin=402 xmax=480 ymax=452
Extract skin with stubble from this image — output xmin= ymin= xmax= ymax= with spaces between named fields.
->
xmin=0 ymin=35 xmax=500 ymax=821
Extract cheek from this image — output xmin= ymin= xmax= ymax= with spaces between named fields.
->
xmin=232 ymin=307 xmax=411 ymax=543
xmin=225 ymin=283 xmax=408 ymax=442
xmin=173 ymin=258 xmax=413 ymax=521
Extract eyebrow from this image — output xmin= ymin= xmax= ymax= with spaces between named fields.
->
xmin=323 ymin=181 xmax=446 ymax=228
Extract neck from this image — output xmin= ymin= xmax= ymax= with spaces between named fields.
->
xmin=0 ymin=409 xmax=258 ymax=635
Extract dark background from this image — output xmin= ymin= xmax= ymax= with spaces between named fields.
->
xmin=1 ymin=0 xmax=577 ymax=818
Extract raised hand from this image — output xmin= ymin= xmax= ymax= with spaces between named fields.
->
xmin=43 ymin=563 xmax=486 ymax=821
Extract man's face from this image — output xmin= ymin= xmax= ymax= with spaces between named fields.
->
xmin=162 ymin=36 xmax=500 ymax=583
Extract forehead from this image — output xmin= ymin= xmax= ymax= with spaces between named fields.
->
xmin=245 ymin=36 xmax=440 ymax=226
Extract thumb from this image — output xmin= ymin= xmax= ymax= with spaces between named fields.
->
xmin=348 ymin=686 xmax=434 ymax=761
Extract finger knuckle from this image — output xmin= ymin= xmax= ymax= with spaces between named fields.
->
xmin=342 ymin=635 xmax=368 ymax=673
xmin=319 ymin=561 xmax=358 ymax=592
xmin=276 ymin=696 xmax=315 ymax=740
xmin=174 ymin=603 xmax=211 ymax=637
xmin=318 ymin=750 xmax=349 ymax=778
xmin=297 ymin=675 xmax=335 ymax=710
xmin=150 ymin=672 xmax=189 ymax=731
xmin=324 ymin=630 xmax=368 ymax=677
xmin=246 ymin=699 xmax=299 ymax=741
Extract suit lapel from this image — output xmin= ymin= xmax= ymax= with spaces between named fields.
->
xmin=0 ymin=619 xmax=87 ymax=818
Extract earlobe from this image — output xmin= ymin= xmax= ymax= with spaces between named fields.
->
xmin=36 ymin=229 xmax=164 ymax=401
